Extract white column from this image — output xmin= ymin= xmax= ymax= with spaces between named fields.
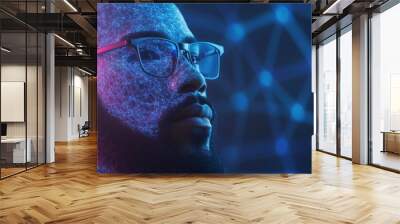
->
xmin=46 ymin=1 xmax=55 ymax=163
xmin=352 ymin=14 xmax=369 ymax=164
xmin=46 ymin=33 xmax=55 ymax=163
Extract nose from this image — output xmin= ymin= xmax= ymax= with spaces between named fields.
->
xmin=171 ymin=55 xmax=207 ymax=95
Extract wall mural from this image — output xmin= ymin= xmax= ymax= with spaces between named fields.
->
xmin=97 ymin=3 xmax=312 ymax=173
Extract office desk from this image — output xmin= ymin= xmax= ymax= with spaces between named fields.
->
xmin=382 ymin=131 xmax=400 ymax=154
xmin=1 ymin=138 xmax=31 ymax=163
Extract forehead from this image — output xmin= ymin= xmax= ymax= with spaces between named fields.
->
xmin=98 ymin=3 xmax=194 ymax=47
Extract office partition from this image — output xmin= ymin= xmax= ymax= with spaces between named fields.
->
xmin=0 ymin=0 xmax=47 ymax=179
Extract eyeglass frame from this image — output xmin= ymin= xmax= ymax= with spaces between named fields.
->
xmin=97 ymin=37 xmax=224 ymax=79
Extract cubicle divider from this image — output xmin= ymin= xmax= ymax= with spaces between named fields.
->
xmin=0 ymin=1 xmax=46 ymax=179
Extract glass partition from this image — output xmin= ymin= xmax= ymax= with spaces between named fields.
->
xmin=27 ymin=31 xmax=38 ymax=169
xmin=0 ymin=1 xmax=46 ymax=179
xmin=317 ymin=35 xmax=337 ymax=154
xmin=1 ymin=30 xmax=28 ymax=177
xmin=371 ymin=3 xmax=400 ymax=171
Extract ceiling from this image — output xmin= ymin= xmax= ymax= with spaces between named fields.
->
xmin=0 ymin=0 xmax=391 ymax=74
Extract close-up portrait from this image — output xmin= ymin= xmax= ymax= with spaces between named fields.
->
xmin=97 ymin=3 xmax=312 ymax=173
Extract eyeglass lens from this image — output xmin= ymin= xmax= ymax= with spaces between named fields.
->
xmin=136 ymin=39 xmax=177 ymax=77
xmin=189 ymin=43 xmax=220 ymax=79
xmin=134 ymin=39 xmax=220 ymax=79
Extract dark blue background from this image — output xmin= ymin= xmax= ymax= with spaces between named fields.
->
xmin=179 ymin=4 xmax=312 ymax=173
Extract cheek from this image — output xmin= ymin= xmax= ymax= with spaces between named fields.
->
xmin=99 ymin=55 xmax=177 ymax=136
xmin=98 ymin=57 xmax=128 ymax=106
xmin=121 ymin=64 xmax=174 ymax=116
xmin=168 ymin=75 xmax=179 ymax=92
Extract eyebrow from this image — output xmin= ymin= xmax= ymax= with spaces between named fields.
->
xmin=98 ymin=31 xmax=199 ymax=55
xmin=123 ymin=31 xmax=197 ymax=43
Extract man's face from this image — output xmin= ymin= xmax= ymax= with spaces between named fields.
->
xmin=98 ymin=4 xmax=213 ymax=151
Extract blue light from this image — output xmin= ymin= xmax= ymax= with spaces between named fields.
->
xmin=259 ymin=70 xmax=273 ymax=87
xmin=226 ymin=23 xmax=245 ymax=43
xmin=275 ymin=137 xmax=289 ymax=156
xmin=291 ymin=103 xmax=304 ymax=122
xmin=275 ymin=6 xmax=290 ymax=24
xmin=232 ymin=92 xmax=248 ymax=112
xmin=225 ymin=146 xmax=239 ymax=162
xmin=266 ymin=102 xmax=277 ymax=115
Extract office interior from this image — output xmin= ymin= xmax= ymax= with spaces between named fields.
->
xmin=314 ymin=1 xmax=400 ymax=172
xmin=0 ymin=0 xmax=97 ymax=179
xmin=0 ymin=0 xmax=400 ymax=222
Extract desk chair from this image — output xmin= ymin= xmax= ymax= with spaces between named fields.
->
xmin=78 ymin=121 xmax=90 ymax=138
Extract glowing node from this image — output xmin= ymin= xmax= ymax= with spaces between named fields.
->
xmin=275 ymin=6 xmax=290 ymax=24
xmin=259 ymin=70 xmax=273 ymax=87
xmin=291 ymin=103 xmax=305 ymax=122
xmin=226 ymin=23 xmax=246 ymax=43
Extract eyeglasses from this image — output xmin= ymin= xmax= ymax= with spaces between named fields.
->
xmin=97 ymin=37 xmax=224 ymax=80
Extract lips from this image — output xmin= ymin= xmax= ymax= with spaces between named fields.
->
xmin=172 ymin=103 xmax=213 ymax=127
xmin=174 ymin=103 xmax=213 ymax=121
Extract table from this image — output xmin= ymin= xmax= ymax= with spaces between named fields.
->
xmin=381 ymin=131 xmax=400 ymax=154
xmin=1 ymin=138 xmax=31 ymax=163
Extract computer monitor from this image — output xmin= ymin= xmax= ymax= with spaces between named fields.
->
xmin=1 ymin=123 xmax=7 ymax=137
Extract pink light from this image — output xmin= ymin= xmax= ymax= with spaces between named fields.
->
xmin=97 ymin=40 xmax=128 ymax=55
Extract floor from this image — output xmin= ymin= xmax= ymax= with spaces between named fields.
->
xmin=0 ymin=135 xmax=400 ymax=223
xmin=372 ymin=150 xmax=400 ymax=171
xmin=1 ymin=167 xmax=25 ymax=178
xmin=1 ymin=164 xmax=40 ymax=178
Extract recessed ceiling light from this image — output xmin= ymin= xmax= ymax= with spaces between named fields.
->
xmin=78 ymin=67 xmax=93 ymax=76
xmin=54 ymin=34 xmax=75 ymax=48
xmin=1 ymin=47 xmax=11 ymax=53
xmin=322 ymin=0 xmax=353 ymax=15
xmin=63 ymin=0 xmax=78 ymax=12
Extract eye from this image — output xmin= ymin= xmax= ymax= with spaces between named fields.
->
xmin=140 ymin=50 xmax=161 ymax=61
xmin=191 ymin=55 xmax=199 ymax=64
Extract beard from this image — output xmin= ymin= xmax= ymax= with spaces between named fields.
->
xmin=155 ymin=94 xmax=222 ymax=172
xmin=158 ymin=93 xmax=214 ymax=152
xmin=97 ymin=95 xmax=223 ymax=173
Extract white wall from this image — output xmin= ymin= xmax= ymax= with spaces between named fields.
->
xmin=1 ymin=65 xmax=26 ymax=138
xmin=1 ymin=63 xmax=46 ymax=164
xmin=55 ymin=67 xmax=89 ymax=141
xmin=72 ymin=73 xmax=89 ymax=138
xmin=1 ymin=82 xmax=25 ymax=122
xmin=1 ymin=65 xmax=39 ymax=137
xmin=55 ymin=67 xmax=69 ymax=141
xmin=1 ymin=65 xmax=27 ymax=141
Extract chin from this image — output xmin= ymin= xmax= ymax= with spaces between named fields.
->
xmin=160 ymin=118 xmax=212 ymax=153
xmin=156 ymin=117 xmax=222 ymax=172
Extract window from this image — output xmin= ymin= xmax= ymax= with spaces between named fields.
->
xmin=370 ymin=3 xmax=400 ymax=171
xmin=339 ymin=28 xmax=352 ymax=158
xmin=317 ymin=36 xmax=337 ymax=154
